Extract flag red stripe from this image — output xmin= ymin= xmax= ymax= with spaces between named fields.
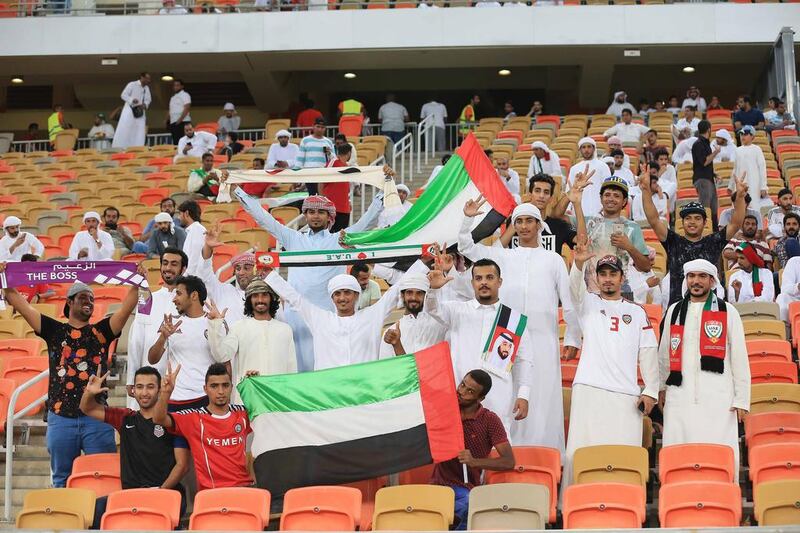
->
xmin=413 ymin=342 xmax=464 ymax=462
xmin=456 ymin=133 xmax=517 ymax=218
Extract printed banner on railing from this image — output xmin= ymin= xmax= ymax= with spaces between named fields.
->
xmin=0 ymin=261 xmax=152 ymax=314
xmin=255 ymin=244 xmax=435 ymax=268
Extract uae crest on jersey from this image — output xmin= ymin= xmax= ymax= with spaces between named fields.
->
xmin=154 ymin=425 xmax=165 ymax=438
xmin=622 ymin=314 xmax=632 ymax=325
xmin=703 ymin=320 xmax=724 ymax=344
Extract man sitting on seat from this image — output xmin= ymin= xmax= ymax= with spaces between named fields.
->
xmin=727 ymin=242 xmax=774 ymax=303
xmin=187 ymin=153 xmax=223 ymax=199
xmin=431 ymin=370 xmax=515 ymax=531
xmin=175 ymin=122 xmax=217 ymax=163
xmin=81 ymin=366 xmax=190 ymax=526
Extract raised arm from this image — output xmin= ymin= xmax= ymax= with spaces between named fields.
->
xmin=109 ymin=273 xmax=143 ymax=335
xmin=345 ymin=191 xmax=384 ymax=233
xmin=638 ymin=167 xmax=668 ymax=241
xmin=153 ymin=361 xmax=180 ymax=429
xmin=79 ymin=367 xmax=110 ymax=421
xmin=265 ymin=270 xmax=327 ymax=331
xmin=457 ymin=196 xmax=501 ymax=262
xmin=233 ymin=186 xmax=301 ymax=246
xmin=423 ymin=270 xmax=455 ymax=328
xmin=726 ymin=174 xmax=748 ymax=240
xmin=569 ymin=237 xmax=594 ymax=314
xmin=206 ymin=312 xmax=236 ymax=364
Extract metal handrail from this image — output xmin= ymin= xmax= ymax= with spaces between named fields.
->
xmin=391 ymin=133 xmax=414 ymax=184
xmin=416 ymin=114 xmax=435 ymax=172
xmin=4 ymin=369 xmax=49 ymax=522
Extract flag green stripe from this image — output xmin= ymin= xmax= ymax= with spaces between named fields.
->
xmin=343 ymin=154 xmax=470 ymax=246
xmin=238 ymin=354 xmax=420 ymax=417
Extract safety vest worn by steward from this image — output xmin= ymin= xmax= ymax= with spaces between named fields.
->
xmin=340 ymin=99 xmax=362 ymax=116
xmin=48 ymin=112 xmax=64 ymax=141
xmin=459 ymin=104 xmax=475 ymax=135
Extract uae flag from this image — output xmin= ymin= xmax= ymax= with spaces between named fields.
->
xmin=342 ymin=133 xmax=517 ymax=248
xmin=238 ymin=343 xmax=463 ymax=498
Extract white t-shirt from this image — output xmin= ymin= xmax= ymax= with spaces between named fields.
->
xmin=572 ymin=267 xmax=658 ymax=397
xmin=378 ymin=102 xmax=409 ymax=133
xmin=163 ymin=314 xmax=218 ymax=401
xmin=420 ymin=101 xmax=447 ymax=128
xmin=169 ymin=90 xmax=192 ymax=124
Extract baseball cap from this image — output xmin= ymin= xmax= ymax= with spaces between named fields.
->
xmin=600 ymin=176 xmax=629 ymax=197
xmin=596 ymin=255 xmax=623 ymax=273
xmin=739 ymin=125 xmax=756 ymax=136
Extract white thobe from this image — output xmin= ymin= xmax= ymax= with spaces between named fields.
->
xmin=612 ymin=166 xmax=636 ymax=188
xmin=197 ymin=256 xmax=246 ymax=324
xmin=603 ymin=123 xmax=649 ymax=143
xmin=425 ymin=292 xmax=533 ymax=434
xmin=126 ymin=287 xmax=177 ymax=408
xmin=676 ymin=118 xmax=700 ymax=134
xmin=182 ymin=221 xmax=207 ymax=276
xmin=659 ymin=301 xmax=750 ymax=479
xmin=88 ymin=124 xmax=115 ymax=151
xmin=562 ymin=264 xmax=659 ymax=494
xmin=730 ymin=144 xmax=770 ymax=209
xmin=459 ymin=216 xmax=580 ymax=453
xmin=68 ymin=230 xmax=114 ymax=261
xmin=766 ymin=206 xmax=800 ymax=240
xmin=175 ymin=131 xmax=218 ymax=163
xmin=208 ymin=316 xmax=296 ymax=403
xmin=235 ymin=187 xmax=383 ymax=372
xmin=379 ymin=311 xmax=448 ymax=358
xmin=527 ymin=150 xmax=563 ymax=182
xmin=567 ymin=159 xmax=611 ymax=217
xmin=372 ymin=264 xmax=473 ymax=303
xmin=657 ymin=165 xmax=678 ymax=210
xmin=377 ymin=201 xmax=412 ymax=228
xmin=778 ymin=256 xmax=800 ymax=321
xmin=628 ymin=268 xmax=663 ymax=305
xmin=682 ymin=97 xmax=707 ymax=112
xmin=711 ymin=140 xmax=736 ymax=163
xmin=0 ymin=233 xmax=44 ymax=261
xmin=672 ymin=137 xmax=697 ymax=165
xmin=499 ymin=169 xmax=521 ymax=204
xmin=727 ymin=268 xmax=774 ymax=303
xmin=631 ymin=191 xmax=668 ymax=223
xmin=112 ymin=81 xmax=151 ymax=149
xmin=266 ymin=143 xmax=301 ymax=169
xmin=265 ymin=262 xmax=425 ymax=370
xmin=606 ymin=101 xmax=636 ymax=118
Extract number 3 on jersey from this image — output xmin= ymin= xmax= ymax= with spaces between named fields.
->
xmin=610 ymin=316 xmax=620 ymax=332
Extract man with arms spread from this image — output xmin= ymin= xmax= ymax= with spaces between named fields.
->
xmin=232 ymin=185 xmax=382 ymax=371
xmin=659 ymin=260 xmax=750 ymax=478
xmin=154 ymin=362 xmax=254 ymax=491
xmin=431 ymin=370 xmax=515 ymax=531
xmin=562 ymin=241 xmax=658 ymax=494
xmin=2 ymin=276 xmax=140 ymax=486
xmin=81 ymin=366 xmax=190 ymax=524
xmin=639 ymin=174 xmax=747 ymax=305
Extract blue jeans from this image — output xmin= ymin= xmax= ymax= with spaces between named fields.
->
xmin=452 ymin=485 xmax=470 ymax=530
xmin=46 ymin=412 xmax=116 ymax=487
xmin=385 ymin=131 xmax=405 ymax=145
xmin=132 ymin=242 xmax=148 ymax=254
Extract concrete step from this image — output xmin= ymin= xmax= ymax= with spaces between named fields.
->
xmin=0 ymin=459 xmax=50 ymax=476
xmin=0 ymin=487 xmax=33 ymax=507
xmin=0 ymin=474 xmax=50 ymax=489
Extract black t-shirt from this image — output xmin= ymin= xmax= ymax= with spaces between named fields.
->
xmin=691 ymin=136 xmax=714 ymax=182
xmin=105 ymin=408 xmax=185 ymax=489
xmin=38 ymin=316 xmax=118 ymax=418
xmin=663 ymin=227 xmax=728 ymax=305
xmin=511 ymin=216 xmax=577 ymax=254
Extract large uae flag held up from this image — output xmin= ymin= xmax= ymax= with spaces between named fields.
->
xmin=238 ymin=342 xmax=463 ymax=497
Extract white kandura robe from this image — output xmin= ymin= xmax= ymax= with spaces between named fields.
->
xmin=458 ymin=216 xmax=581 ymax=455
xmin=112 ymin=81 xmax=151 ymax=149
xmin=777 ymin=256 xmax=800 ymax=321
xmin=729 ymin=144 xmax=770 ymax=209
xmin=379 ymin=311 xmax=448 ymax=358
xmin=566 ymin=158 xmax=611 ymax=217
xmin=126 ymin=287 xmax=177 ymax=409
xmin=659 ymin=301 xmax=750 ymax=480
xmin=197 ymin=256 xmax=246 ymax=325
xmin=208 ymin=316 xmax=296 ymax=403
xmin=425 ymin=292 xmax=533 ymax=434
xmin=726 ymin=268 xmax=774 ymax=304
xmin=265 ymin=262 xmax=426 ymax=370
xmin=182 ymin=221 xmax=207 ymax=277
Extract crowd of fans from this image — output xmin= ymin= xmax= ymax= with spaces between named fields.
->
xmin=1 ymin=81 xmax=797 ymax=529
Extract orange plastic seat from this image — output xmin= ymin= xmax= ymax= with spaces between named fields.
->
xmin=2 ymin=356 xmax=48 ymax=415
xmin=139 ymin=188 xmax=171 ymax=206
xmin=745 ymin=412 xmax=800 ymax=450
xmin=67 ymin=453 xmax=121 ymax=497
xmin=101 ymin=488 xmax=181 ymax=530
xmin=747 ymin=339 xmax=793 ymax=363
xmin=280 ymin=486 xmax=362 ymax=531
xmin=398 ymin=464 xmax=434 ymax=485
xmin=146 ymin=158 xmax=173 ymax=168
xmin=750 ymin=360 xmax=798 ymax=384
xmin=0 ymin=339 xmax=44 ymax=358
xmin=189 ymin=487 xmax=270 ymax=531
xmin=658 ymin=481 xmax=741 ymax=527
xmin=195 ymin=122 xmax=218 ymax=134
xmin=658 ymin=443 xmax=735 ymax=485
xmin=341 ymin=477 xmax=387 ymax=531
xmin=485 ymin=446 xmax=561 ymax=523
xmin=749 ymin=442 xmax=800 ymax=486
xmin=562 ymin=482 xmax=645 ymax=529
xmin=92 ymin=286 xmax=130 ymax=305
xmin=339 ymin=115 xmax=364 ymax=138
